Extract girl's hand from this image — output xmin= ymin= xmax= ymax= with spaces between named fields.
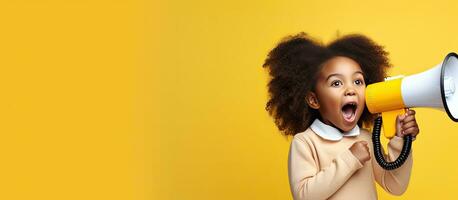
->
xmin=349 ymin=141 xmax=371 ymax=164
xmin=396 ymin=109 xmax=419 ymax=141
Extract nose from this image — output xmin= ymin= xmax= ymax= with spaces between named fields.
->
xmin=344 ymin=88 xmax=356 ymax=96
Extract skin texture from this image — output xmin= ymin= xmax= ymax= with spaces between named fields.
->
xmin=306 ymin=56 xmax=420 ymax=163
xmin=396 ymin=109 xmax=419 ymax=139
xmin=306 ymin=56 xmax=366 ymax=133
xmin=349 ymin=141 xmax=371 ymax=163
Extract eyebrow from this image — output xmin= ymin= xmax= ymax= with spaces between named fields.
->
xmin=326 ymin=71 xmax=364 ymax=82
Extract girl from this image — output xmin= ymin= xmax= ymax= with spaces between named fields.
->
xmin=262 ymin=33 xmax=419 ymax=200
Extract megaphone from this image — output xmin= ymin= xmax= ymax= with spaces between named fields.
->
xmin=365 ymin=52 xmax=458 ymax=170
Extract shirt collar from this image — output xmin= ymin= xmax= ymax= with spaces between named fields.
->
xmin=310 ymin=118 xmax=360 ymax=141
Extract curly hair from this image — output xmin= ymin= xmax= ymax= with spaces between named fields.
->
xmin=263 ymin=32 xmax=391 ymax=136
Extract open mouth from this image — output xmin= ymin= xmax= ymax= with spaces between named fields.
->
xmin=341 ymin=102 xmax=357 ymax=123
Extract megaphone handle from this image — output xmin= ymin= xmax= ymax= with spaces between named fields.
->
xmin=372 ymin=116 xmax=413 ymax=170
xmin=381 ymin=108 xmax=407 ymax=139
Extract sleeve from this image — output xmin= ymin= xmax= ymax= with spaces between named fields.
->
xmin=288 ymin=137 xmax=364 ymax=200
xmin=371 ymin=136 xmax=413 ymax=196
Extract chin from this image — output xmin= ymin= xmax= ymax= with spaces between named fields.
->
xmin=340 ymin=124 xmax=355 ymax=132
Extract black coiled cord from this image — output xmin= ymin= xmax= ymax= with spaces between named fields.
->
xmin=372 ymin=116 xmax=413 ymax=170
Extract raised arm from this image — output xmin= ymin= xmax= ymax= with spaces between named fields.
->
xmin=371 ymin=136 xmax=413 ymax=195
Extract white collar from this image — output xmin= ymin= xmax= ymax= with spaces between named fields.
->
xmin=310 ymin=118 xmax=360 ymax=141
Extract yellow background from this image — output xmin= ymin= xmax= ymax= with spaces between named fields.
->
xmin=1 ymin=0 xmax=458 ymax=199
xmin=0 ymin=1 xmax=154 ymax=199
xmin=156 ymin=0 xmax=458 ymax=199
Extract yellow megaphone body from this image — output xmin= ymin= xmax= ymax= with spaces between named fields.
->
xmin=366 ymin=76 xmax=406 ymax=139
xmin=365 ymin=52 xmax=458 ymax=170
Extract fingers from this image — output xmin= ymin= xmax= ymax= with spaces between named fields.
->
xmin=358 ymin=141 xmax=370 ymax=152
xmin=405 ymin=108 xmax=415 ymax=114
xmin=396 ymin=109 xmax=420 ymax=141
xmin=402 ymin=114 xmax=416 ymax=123
xmin=402 ymin=120 xmax=417 ymax=129
xmin=397 ymin=114 xmax=406 ymax=122
xmin=402 ymin=126 xmax=419 ymax=137
xmin=349 ymin=140 xmax=371 ymax=163
xmin=402 ymin=109 xmax=415 ymax=116
xmin=402 ymin=109 xmax=416 ymax=121
xmin=354 ymin=141 xmax=369 ymax=151
xmin=401 ymin=108 xmax=419 ymax=133
xmin=400 ymin=109 xmax=416 ymax=127
xmin=396 ymin=114 xmax=406 ymax=137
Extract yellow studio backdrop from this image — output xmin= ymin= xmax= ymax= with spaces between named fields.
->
xmin=0 ymin=1 xmax=155 ymax=200
xmin=3 ymin=0 xmax=458 ymax=199
xmin=156 ymin=0 xmax=458 ymax=199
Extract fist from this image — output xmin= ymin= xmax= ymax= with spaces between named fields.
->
xmin=396 ymin=108 xmax=420 ymax=141
xmin=349 ymin=141 xmax=371 ymax=164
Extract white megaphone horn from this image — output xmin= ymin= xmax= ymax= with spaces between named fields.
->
xmin=365 ymin=52 xmax=458 ymax=170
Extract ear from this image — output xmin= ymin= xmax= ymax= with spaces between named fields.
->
xmin=306 ymin=92 xmax=320 ymax=109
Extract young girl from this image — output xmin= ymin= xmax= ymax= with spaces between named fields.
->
xmin=262 ymin=33 xmax=419 ymax=200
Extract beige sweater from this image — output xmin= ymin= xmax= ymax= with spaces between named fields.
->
xmin=288 ymin=127 xmax=413 ymax=200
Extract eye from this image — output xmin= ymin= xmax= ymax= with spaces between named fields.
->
xmin=331 ymin=80 xmax=342 ymax=87
xmin=355 ymin=79 xmax=364 ymax=85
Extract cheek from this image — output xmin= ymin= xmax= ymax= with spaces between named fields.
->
xmin=317 ymin=90 xmax=341 ymax=111
xmin=359 ymin=88 xmax=366 ymax=100
xmin=358 ymin=87 xmax=366 ymax=110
